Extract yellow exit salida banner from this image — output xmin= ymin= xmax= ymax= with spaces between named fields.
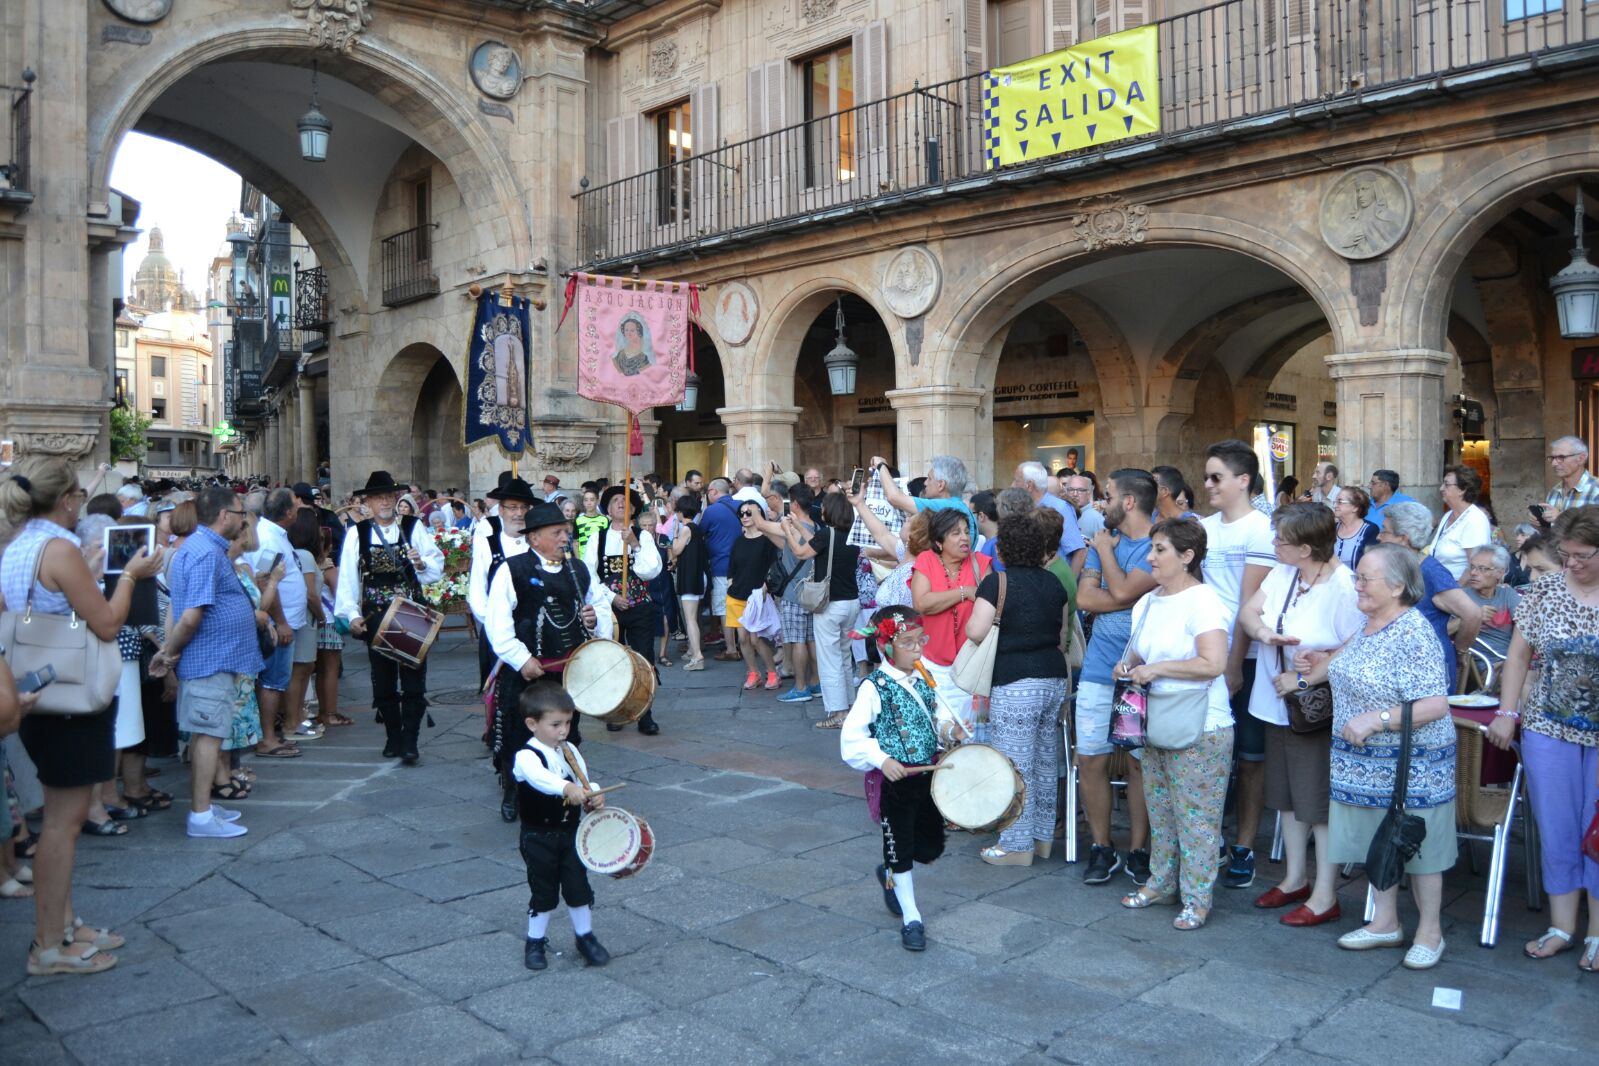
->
xmin=983 ymin=24 xmax=1161 ymax=170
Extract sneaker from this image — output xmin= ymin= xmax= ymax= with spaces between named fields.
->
xmin=1125 ymin=848 xmax=1152 ymax=886
xmin=1223 ymin=846 xmax=1256 ymax=889
xmin=209 ymin=804 xmax=243 ymax=824
xmin=777 ymin=688 xmax=813 ymax=703
xmin=187 ymin=814 xmax=247 ymax=839
xmin=743 ymin=672 xmax=759 ymax=690
xmin=1082 ymin=843 xmax=1122 ymax=885
xmin=764 ymin=671 xmax=780 ymax=690
xmin=807 ymin=684 xmax=823 ymax=698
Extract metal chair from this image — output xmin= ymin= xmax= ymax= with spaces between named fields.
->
xmin=1452 ymin=716 xmax=1542 ymax=947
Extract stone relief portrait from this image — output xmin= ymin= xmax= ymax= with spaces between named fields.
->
xmin=1320 ymin=166 xmax=1413 ymax=260
xmin=712 ymin=281 xmax=758 ymax=346
xmin=102 ymin=0 xmax=172 ymax=22
xmin=881 ymin=246 xmax=941 ymax=319
xmin=471 ymin=41 xmax=523 ymax=101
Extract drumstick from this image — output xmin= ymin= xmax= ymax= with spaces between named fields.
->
xmin=587 ymin=782 xmax=628 ymax=797
xmin=904 ymin=763 xmax=953 ymax=774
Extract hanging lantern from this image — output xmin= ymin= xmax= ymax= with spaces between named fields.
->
xmin=297 ymin=62 xmax=333 ymax=163
xmin=677 ymin=370 xmax=701 ymax=412
xmin=1551 ymin=190 xmax=1599 ymax=339
xmin=823 ymin=296 xmax=858 ymax=396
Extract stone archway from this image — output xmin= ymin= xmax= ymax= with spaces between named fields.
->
xmin=411 ymin=355 xmax=469 ymax=491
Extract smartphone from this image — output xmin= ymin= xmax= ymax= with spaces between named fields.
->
xmin=16 ymin=664 xmax=57 ymax=694
xmin=1529 ymin=504 xmax=1548 ymax=521
xmin=850 ymin=467 xmax=865 ymax=496
xmin=267 ymin=551 xmax=284 ymax=572
xmin=103 ymin=524 xmax=155 ymax=575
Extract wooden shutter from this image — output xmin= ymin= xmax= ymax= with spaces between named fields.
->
xmin=1093 ymin=0 xmax=1112 ymax=38
xmin=604 ymin=115 xmax=644 ymax=255
xmin=1093 ymin=0 xmax=1141 ymax=37
xmin=1048 ymin=0 xmax=1078 ymax=51
xmin=690 ymin=82 xmax=721 ymax=234
xmin=746 ymin=62 xmax=790 ymax=222
xmin=852 ymin=20 xmax=890 ymax=193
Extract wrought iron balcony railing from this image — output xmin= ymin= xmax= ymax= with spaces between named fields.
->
xmin=1 ymin=72 xmax=32 ymax=202
xmin=576 ymin=0 xmax=1599 ymax=266
xmin=381 ymin=223 xmax=440 ymax=307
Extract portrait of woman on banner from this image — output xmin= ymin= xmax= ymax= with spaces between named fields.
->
xmin=613 ymin=313 xmax=656 ymax=377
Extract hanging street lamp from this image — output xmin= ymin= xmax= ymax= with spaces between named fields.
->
xmin=823 ymin=296 xmax=858 ymax=396
xmin=1551 ymin=190 xmax=1599 ymax=339
xmin=297 ymin=62 xmax=333 ymax=163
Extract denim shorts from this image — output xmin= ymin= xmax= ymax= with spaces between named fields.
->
xmin=1230 ymin=658 xmax=1265 ymax=762
xmin=1073 ymin=680 xmax=1141 ymax=762
xmin=259 ymin=641 xmax=293 ymax=692
xmin=177 ymin=672 xmax=241 ymax=739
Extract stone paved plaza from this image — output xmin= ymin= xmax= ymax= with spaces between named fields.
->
xmin=1 ymin=630 xmax=1593 ymax=1066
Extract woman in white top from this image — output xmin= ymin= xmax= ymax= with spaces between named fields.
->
xmin=1427 ymin=466 xmax=1493 ymax=580
xmin=1238 ymin=503 xmax=1365 ymax=927
xmin=1115 ymin=517 xmax=1233 ymax=931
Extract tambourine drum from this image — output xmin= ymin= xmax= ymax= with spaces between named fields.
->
xmin=562 ymin=639 xmax=655 ymax=726
xmin=371 ymin=597 xmax=444 ymax=669
xmin=930 ymin=743 xmax=1025 ymax=833
xmin=575 ymin=807 xmax=655 ymax=879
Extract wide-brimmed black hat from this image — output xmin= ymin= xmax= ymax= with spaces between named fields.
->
xmin=353 ymin=470 xmax=402 ymax=497
xmin=487 ymin=475 xmax=540 ymax=506
xmin=599 ymin=485 xmax=646 ymax=518
xmin=523 ymin=501 xmax=568 ymax=531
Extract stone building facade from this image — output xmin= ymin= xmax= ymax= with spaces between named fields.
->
xmin=2 ymin=0 xmax=1596 ymax=514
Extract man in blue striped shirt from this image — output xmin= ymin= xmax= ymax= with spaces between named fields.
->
xmin=151 ymin=486 xmax=262 ymax=839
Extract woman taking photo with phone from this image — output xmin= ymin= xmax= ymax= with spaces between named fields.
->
xmin=0 ymin=456 xmax=165 ymax=976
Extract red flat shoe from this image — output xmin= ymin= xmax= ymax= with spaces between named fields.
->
xmin=1253 ymin=884 xmax=1312 ymax=909
xmin=1281 ymin=902 xmax=1342 ymax=927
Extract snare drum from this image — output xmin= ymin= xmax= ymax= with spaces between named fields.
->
xmin=575 ymin=807 xmax=655 ymax=879
xmin=562 ymin=639 xmax=655 ymax=726
xmin=930 ymin=743 xmax=1025 ymax=833
xmin=371 ymin=597 xmax=444 ymax=669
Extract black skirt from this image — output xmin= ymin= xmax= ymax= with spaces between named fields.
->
xmin=18 ymin=702 xmax=117 ymax=789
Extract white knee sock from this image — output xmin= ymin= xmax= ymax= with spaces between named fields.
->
xmin=892 ymin=869 xmax=922 ymax=925
xmin=527 ymin=911 xmax=551 ymax=939
xmin=569 ymin=905 xmax=593 ymax=936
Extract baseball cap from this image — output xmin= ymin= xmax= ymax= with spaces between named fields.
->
xmin=292 ymin=481 xmax=317 ymax=503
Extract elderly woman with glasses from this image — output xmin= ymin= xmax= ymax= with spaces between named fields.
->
xmin=1488 ymin=506 xmax=1599 ymax=972
xmin=1428 ymin=466 xmax=1493 ymax=581
xmin=1294 ymin=544 xmax=1456 ymax=969
xmin=1331 ymin=487 xmax=1380 ymax=569
xmin=1461 ymin=544 xmax=1520 ymax=665
xmin=1378 ymin=500 xmax=1481 ymax=693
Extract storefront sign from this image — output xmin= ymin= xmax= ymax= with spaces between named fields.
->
xmin=983 ymin=25 xmax=1160 ymax=170
xmin=1572 ymin=347 xmax=1599 ymax=380
xmin=994 ymin=380 xmax=1080 ymax=403
xmin=855 ymin=394 xmax=892 ymax=414
xmin=1270 ymin=432 xmax=1290 ymax=461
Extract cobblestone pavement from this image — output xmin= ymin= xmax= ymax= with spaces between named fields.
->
xmin=2 ymin=630 xmax=1593 ymax=1065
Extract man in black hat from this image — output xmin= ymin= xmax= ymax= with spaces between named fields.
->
xmin=582 ymin=484 xmax=664 ymax=735
xmin=294 ymin=480 xmax=345 ymax=559
xmin=485 ymin=499 xmax=614 ymax=818
xmin=334 ymin=470 xmax=445 ymax=764
xmin=469 ymin=474 xmax=536 ymax=686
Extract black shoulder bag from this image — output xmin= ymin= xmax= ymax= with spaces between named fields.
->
xmin=1364 ymin=700 xmax=1427 ymax=891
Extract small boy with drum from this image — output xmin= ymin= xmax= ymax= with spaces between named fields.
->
xmin=512 ymin=683 xmax=610 ymax=971
xmin=840 ymin=606 xmax=954 ymax=952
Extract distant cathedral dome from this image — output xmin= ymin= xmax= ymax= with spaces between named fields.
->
xmin=131 ymin=225 xmax=196 ymax=312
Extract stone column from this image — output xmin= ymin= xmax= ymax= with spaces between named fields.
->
xmin=886 ymin=386 xmax=987 ymax=485
xmin=282 ymin=391 xmax=299 ymax=482
xmin=718 ymin=405 xmax=803 ymax=474
xmin=299 ymin=376 xmax=320 ymax=476
xmin=1326 ymin=349 xmax=1451 ymax=511
xmin=264 ymin=415 xmax=281 ymax=485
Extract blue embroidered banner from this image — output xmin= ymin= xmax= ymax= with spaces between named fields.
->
xmin=463 ymin=290 xmax=532 ymax=454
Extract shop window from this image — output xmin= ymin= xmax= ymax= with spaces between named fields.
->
xmin=994 ymin=414 xmax=1095 ymax=482
xmin=1251 ymin=421 xmax=1296 ymax=489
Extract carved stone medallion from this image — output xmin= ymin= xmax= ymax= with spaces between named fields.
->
xmin=648 ymin=39 xmax=680 ymax=81
xmin=470 ymin=41 xmax=523 ymax=100
xmin=880 ymin=246 xmax=941 ymax=320
xmin=1320 ymin=166 xmax=1413 ymax=261
xmin=712 ymin=280 xmax=759 ymax=347
xmin=1071 ymin=195 xmax=1149 ymax=252
xmin=102 ymin=0 xmax=171 ymax=23
xmin=289 ymin=0 xmax=373 ymax=53
xmin=801 ymin=0 xmax=840 ymax=21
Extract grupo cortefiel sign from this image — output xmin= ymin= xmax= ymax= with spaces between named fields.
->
xmin=983 ymin=24 xmax=1160 ymax=171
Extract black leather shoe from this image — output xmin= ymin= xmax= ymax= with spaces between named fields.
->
xmin=523 ymin=937 xmax=548 ymax=971
xmin=900 ymin=921 xmax=926 ymax=952
xmin=574 ymin=932 xmax=610 ymax=967
xmin=606 ymin=723 xmax=624 ymax=732
xmin=876 ymin=864 xmax=902 ymax=917
xmin=499 ymin=775 xmax=517 ymax=823
xmin=636 ymin=711 xmax=660 ymax=736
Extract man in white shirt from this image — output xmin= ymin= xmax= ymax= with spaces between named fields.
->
xmin=1309 ymin=462 xmax=1341 ymax=508
xmin=582 ymin=486 xmax=664 ymax=736
xmin=335 ymin=470 xmax=445 ymax=764
xmin=248 ymin=488 xmax=308 ymax=758
xmin=116 ymin=482 xmax=149 ymax=517
xmin=469 ymin=475 xmax=535 ymax=686
xmin=1199 ymin=440 xmax=1276 ymax=891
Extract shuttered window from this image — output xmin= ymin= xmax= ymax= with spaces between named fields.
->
xmin=652 ymin=99 xmax=692 ymax=225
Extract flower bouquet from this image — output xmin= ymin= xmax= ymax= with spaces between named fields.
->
xmin=424 ymin=527 xmax=474 ymax=614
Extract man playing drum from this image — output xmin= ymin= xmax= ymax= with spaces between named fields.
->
xmin=468 ymin=474 xmax=536 ymax=686
xmin=486 ymin=501 xmax=613 ymax=820
xmin=334 ymin=470 xmax=444 ymax=764
xmin=582 ymin=485 xmax=664 ymax=736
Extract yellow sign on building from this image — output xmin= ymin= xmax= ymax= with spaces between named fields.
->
xmin=983 ymin=25 xmax=1160 ymax=170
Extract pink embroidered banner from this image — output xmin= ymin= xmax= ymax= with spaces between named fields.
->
xmin=567 ymin=273 xmax=696 ymax=414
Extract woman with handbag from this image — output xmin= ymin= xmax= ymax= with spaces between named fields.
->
xmin=1238 ymin=503 xmax=1364 ymax=927
xmin=0 ymin=457 xmax=165 ymax=976
xmin=964 ymin=512 xmax=1069 ymax=866
xmin=1294 ymin=544 xmax=1455 ymax=969
xmin=1114 ymin=518 xmax=1233 ymax=930
xmin=911 ymin=508 xmax=992 ymax=739
xmin=1487 ymin=505 xmax=1599 ymax=972
xmin=779 ymin=493 xmax=860 ymax=726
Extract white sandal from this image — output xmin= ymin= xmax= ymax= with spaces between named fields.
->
xmin=27 ymin=940 xmax=116 ymax=976
xmin=0 ymin=877 xmax=32 ymax=899
xmin=1525 ymin=926 xmax=1573 ymax=959
xmin=1581 ymin=936 xmax=1599 ymax=974
xmin=66 ymin=917 xmax=125 ymax=951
